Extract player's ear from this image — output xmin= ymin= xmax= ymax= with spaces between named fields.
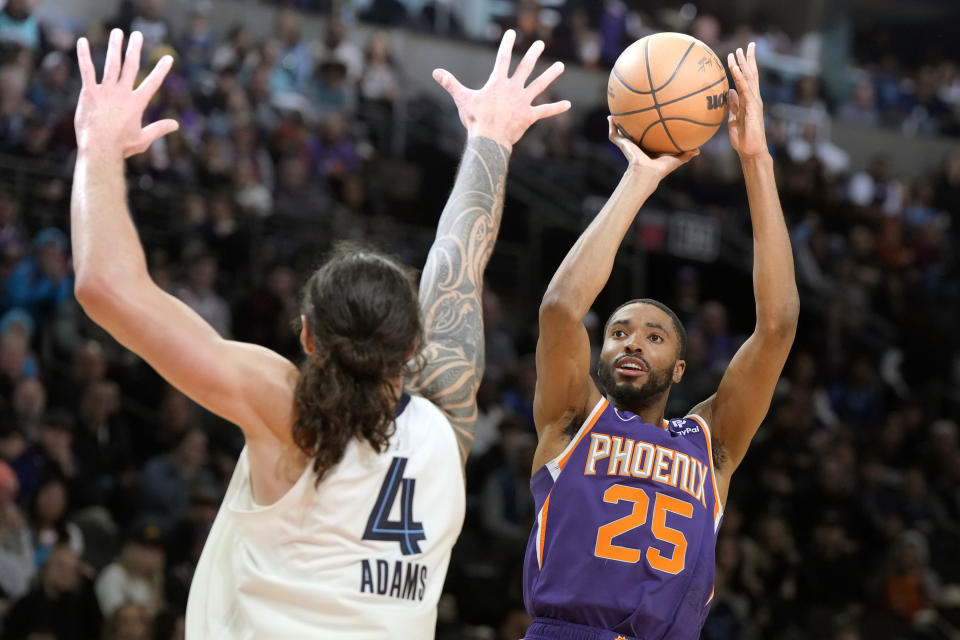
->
xmin=673 ymin=359 xmax=686 ymax=383
xmin=300 ymin=316 xmax=316 ymax=355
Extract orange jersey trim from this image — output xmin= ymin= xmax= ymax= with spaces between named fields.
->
xmin=557 ymin=399 xmax=609 ymax=470
xmin=687 ymin=414 xmax=722 ymax=525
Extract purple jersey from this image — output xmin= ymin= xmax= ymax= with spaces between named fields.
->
xmin=523 ymin=399 xmax=722 ymax=639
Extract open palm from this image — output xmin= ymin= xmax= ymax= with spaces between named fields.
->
xmin=432 ymin=29 xmax=571 ymax=149
xmin=75 ymin=29 xmax=178 ymax=158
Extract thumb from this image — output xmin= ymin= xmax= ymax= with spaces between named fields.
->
xmin=433 ymin=68 xmax=467 ymax=101
xmin=658 ymin=148 xmax=700 ymax=175
xmin=129 ymin=118 xmax=179 ymax=156
xmin=675 ymin=148 xmax=700 ymax=165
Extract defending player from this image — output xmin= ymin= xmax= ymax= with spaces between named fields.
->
xmin=71 ymin=29 xmax=567 ymax=638
xmin=524 ymin=43 xmax=799 ymax=639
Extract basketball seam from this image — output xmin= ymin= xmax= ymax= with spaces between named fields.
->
xmin=612 ymin=67 xmax=654 ymax=95
xmin=656 ymin=116 xmax=726 ymax=127
xmin=653 ymin=41 xmax=697 ymax=92
xmin=610 ymin=75 xmax=728 ymax=117
xmin=644 ymin=37 xmax=682 ymax=153
xmin=638 ymin=116 xmax=723 ymax=149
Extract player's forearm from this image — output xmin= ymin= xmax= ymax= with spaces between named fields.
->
xmin=741 ymin=153 xmax=799 ymax=332
xmin=541 ymin=167 xmax=659 ymax=318
xmin=71 ymin=149 xmax=149 ymax=302
xmin=419 ymin=136 xmax=510 ymax=363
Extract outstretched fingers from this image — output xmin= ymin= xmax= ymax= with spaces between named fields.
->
xmin=727 ymin=50 xmax=748 ymax=97
xmin=120 ymin=31 xmax=143 ymax=89
xmin=531 ymin=99 xmax=571 ymax=122
xmin=433 ymin=68 xmax=468 ymax=102
xmin=134 ymin=55 xmax=174 ymax=103
xmin=489 ymin=29 xmax=516 ymax=80
xmin=525 ymin=60 xmax=564 ymax=99
xmin=76 ymin=37 xmax=96 ymax=87
xmin=102 ymin=28 xmax=123 ymax=85
xmin=727 ymin=88 xmax=740 ymax=123
xmin=512 ymin=39 xmax=544 ymax=85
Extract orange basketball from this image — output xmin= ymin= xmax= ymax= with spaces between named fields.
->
xmin=608 ymin=33 xmax=728 ymax=154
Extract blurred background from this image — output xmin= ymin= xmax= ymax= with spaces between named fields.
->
xmin=0 ymin=0 xmax=958 ymax=638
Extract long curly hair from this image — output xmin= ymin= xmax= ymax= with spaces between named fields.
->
xmin=293 ymin=244 xmax=423 ymax=484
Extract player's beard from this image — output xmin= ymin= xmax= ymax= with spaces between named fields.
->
xmin=595 ymin=357 xmax=674 ymax=413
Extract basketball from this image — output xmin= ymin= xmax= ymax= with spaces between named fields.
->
xmin=608 ymin=33 xmax=729 ymax=154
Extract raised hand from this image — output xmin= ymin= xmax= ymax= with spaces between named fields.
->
xmin=726 ymin=42 xmax=767 ymax=159
xmin=75 ymin=29 xmax=179 ymax=158
xmin=432 ymin=29 xmax=571 ymax=149
xmin=607 ymin=117 xmax=698 ymax=181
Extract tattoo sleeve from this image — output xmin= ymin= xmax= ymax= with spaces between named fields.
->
xmin=407 ymin=136 xmax=511 ymax=464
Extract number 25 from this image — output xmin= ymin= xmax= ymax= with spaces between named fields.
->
xmin=594 ymin=485 xmax=693 ymax=574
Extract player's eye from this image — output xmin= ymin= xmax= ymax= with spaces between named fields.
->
xmin=650 ymin=334 xmax=663 ymax=343
xmin=612 ymin=329 xmax=626 ymax=338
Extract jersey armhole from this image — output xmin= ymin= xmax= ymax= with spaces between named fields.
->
xmin=685 ymin=413 xmax=724 ymax=532
xmin=543 ymin=398 xmax=608 ymax=481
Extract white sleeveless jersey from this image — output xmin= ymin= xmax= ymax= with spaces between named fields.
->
xmin=185 ymin=394 xmax=465 ymax=639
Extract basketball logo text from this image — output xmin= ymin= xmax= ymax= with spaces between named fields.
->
xmin=706 ymin=93 xmax=726 ymax=110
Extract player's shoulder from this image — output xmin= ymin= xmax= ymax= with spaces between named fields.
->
xmin=666 ymin=415 xmax=708 ymax=437
xmin=398 ymin=393 xmax=460 ymax=453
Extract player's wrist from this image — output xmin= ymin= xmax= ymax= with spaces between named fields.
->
xmin=467 ymin=129 xmax=513 ymax=152
xmin=738 ymin=150 xmax=773 ymax=170
xmin=77 ymin=138 xmax=126 ymax=162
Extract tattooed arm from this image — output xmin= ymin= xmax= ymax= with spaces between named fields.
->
xmin=406 ymin=30 xmax=569 ymax=463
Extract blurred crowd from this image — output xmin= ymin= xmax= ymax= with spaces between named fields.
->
xmin=0 ymin=0 xmax=957 ymax=639
xmin=339 ymin=0 xmax=960 ymax=138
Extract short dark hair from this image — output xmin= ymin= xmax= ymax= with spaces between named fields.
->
xmin=603 ymin=298 xmax=687 ymax=359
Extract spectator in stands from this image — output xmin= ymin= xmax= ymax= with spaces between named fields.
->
xmin=0 ymin=0 xmax=41 ymax=55
xmin=178 ymin=2 xmax=214 ymax=82
xmin=139 ymin=428 xmax=218 ymax=532
xmin=481 ymin=289 xmax=517 ymax=384
xmin=24 ymin=476 xmax=82 ymax=570
xmin=847 ymin=154 xmax=905 ymax=220
xmin=74 ymin=381 xmax=134 ymax=503
xmin=269 ymin=8 xmax=312 ymax=94
xmin=689 ymin=301 xmax=736 ymax=375
xmin=0 ymin=190 xmax=24 ymax=263
xmin=211 ymin=24 xmax=254 ymax=74
xmin=785 ymin=120 xmax=850 ymax=176
xmin=25 ymin=52 xmax=73 ymax=126
xmin=837 ymin=78 xmax=881 ymax=126
xmin=1 ymin=228 xmax=72 ymax=329
xmin=1 ymin=543 xmax=101 ymax=640
xmin=174 ymin=252 xmax=231 ymax=338
xmin=104 ymin=602 xmax=150 ymax=640
xmin=11 ymin=410 xmax=74 ymax=500
xmin=129 ymin=0 xmax=168 ymax=58
xmin=359 ymin=30 xmax=401 ymax=154
xmin=797 ymin=510 xmax=863 ymax=615
xmin=10 ymin=377 xmax=44 ymax=434
xmin=317 ymin=18 xmax=362 ymax=81
xmin=95 ymin=522 xmax=165 ymax=618
xmin=47 ymin=339 xmax=107 ymax=410
xmin=0 ymin=461 xmax=33 ymax=624
xmin=883 ymin=530 xmax=941 ymax=622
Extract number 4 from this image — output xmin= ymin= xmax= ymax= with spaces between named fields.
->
xmin=363 ymin=457 xmax=426 ymax=556
xmin=595 ymin=485 xmax=693 ymax=574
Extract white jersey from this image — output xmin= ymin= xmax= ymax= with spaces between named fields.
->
xmin=186 ymin=394 xmax=465 ymax=639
